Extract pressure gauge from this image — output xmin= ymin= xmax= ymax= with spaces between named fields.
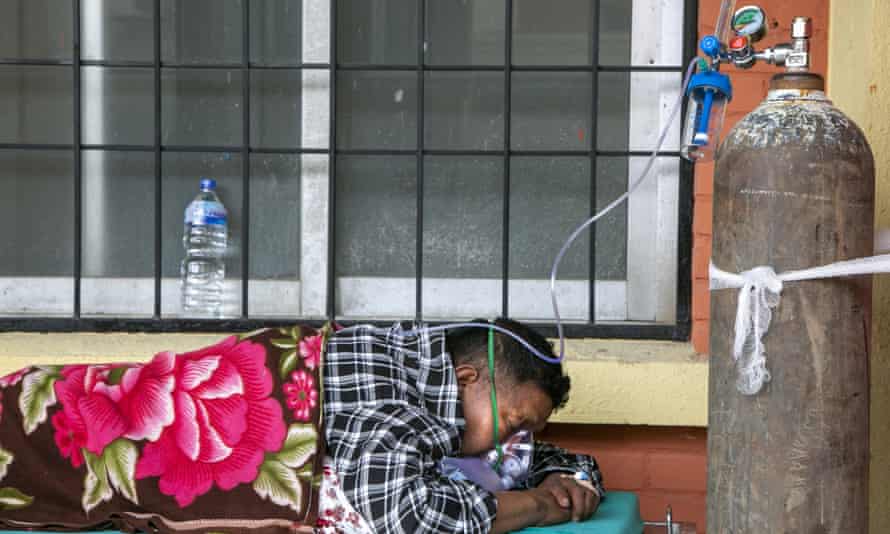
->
xmin=731 ymin=6 xmax=767 ymax=42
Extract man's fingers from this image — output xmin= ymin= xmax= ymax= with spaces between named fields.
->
xmin=566 ymin=483 xmax=588 ymax=521
xmin=577 ymin=492 xmax=590 ymax=521
xmin=547 ymin=483 xmax=571 ymax=508
xmin=557 ymin=474 xmax=599 ymax=521
xmin=582 ymin=489 xmax=600 ymax=520
xmin=574 ymin=478 xmax=598 ymax=493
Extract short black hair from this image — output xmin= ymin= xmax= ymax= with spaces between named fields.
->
xmin=446 ymin=317 xmax=571 ymax=410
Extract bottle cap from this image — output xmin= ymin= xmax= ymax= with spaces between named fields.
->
xmin=200 ymin=178 xmax=217 ymax=191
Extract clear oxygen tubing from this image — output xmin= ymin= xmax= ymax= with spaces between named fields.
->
xmin=714 ymin=0 xmax=738 ymax=45
xmin=339 ymin=57 xmax=701 ymax=365
xmin=547 ymin=55 xmax=699 ymax=361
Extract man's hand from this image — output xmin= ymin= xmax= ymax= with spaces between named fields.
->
xmin=491 ymin=475 xmax=600 ymax=533
xmin=492 ymin=488 xmax=568 ymax=533
xmin=527 ymin=487 xmax=572 ymax=526
xmin=493 ymin=486 xmax=583 ymax=533
xmin=536 ymin=473 xmax=601 ymax=523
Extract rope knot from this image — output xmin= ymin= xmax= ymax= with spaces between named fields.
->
xmin=709 ymin=253 xmax=890 ymax=395
xmin=710 ymin=262 xmax=783 ymax=395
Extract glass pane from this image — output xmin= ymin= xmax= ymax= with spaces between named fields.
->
xmin=424 ymin=0 xmax=504 ymax=65
xmin=424 ymin=71 xmax=504 ymax=151
xmin=0 ymin=0 xmax=73 ymax=61
xmin=594 ymin=156 xmax=631 ymax=322
xmin=509 ymin=157 xmax=589 ymax=321
xmin=251 ymin=69 xmax=329 ymax=150
xmin=161 ymin=152 xmax=242 ymax=316
xmin=161 ymin=0 xmax=242 ymax=65
xmin=597 ymin=72 xmax=630 ymax=151
xmin=0 ymin=66 xmax=73 ymax=144
xmin=337 ymin=0 xmax=417 ymax=65
xmin=598 ymin=71 xmax=682 ymax=151
xmin=595 ymin=158 xmax=628 ymax=281
xmin=249 ymin=154 xmax=329 ymax=318
xmin=0 ymin=149 xmax=73 ymax=315
xmin=513 ymin=0 xmax=592 ymax=66
xmin=335 ymin=155 xmax=415 ymax=318
xmin=81 ymin=151 xmax=154 ymax=316
xmin=511 ymin=72 xmax=591 ymax=151
xmin=250 ymin=0 xmax=330 ymax=65
xmin=422 ymin=156 xmax=502 ymax=319
xmin=600 ymin=0 xmax=684 ymax=67
xmin=336 ymin=71 xmax=417 ymax=150
xmin=81 ymin=67 xmax=154 ymax=146
xmin=423 ymin=157 xmax=502 ymax=279
xmin=161 ymin=68 xmax=243 ymax=146
xmin=248 ymin=153 xmax=302 ymax=317
xmin=81 ymin=0 xmax=154 ymax=62
xmin=598 ymin=0 xmax=631 ymax=66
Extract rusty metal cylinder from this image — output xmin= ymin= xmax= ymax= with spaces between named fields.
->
xmin=708 ymin=73 xmax=874 ymax=533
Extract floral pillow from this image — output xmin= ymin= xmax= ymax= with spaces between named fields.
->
xmin=0 ymin=325 xmax=330 ymax=534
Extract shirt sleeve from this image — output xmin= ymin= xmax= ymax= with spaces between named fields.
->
xmin=523 ymin=441 xmax=605 ymax=497
xmin=329 ymin=404 xmax=498 ymax=534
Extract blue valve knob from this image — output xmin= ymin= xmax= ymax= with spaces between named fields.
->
xmin=700 ymin=35 xmax=721 ymax=58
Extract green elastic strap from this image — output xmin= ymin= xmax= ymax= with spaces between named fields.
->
xmin=488 ymin=327 xmax=504 ymax=469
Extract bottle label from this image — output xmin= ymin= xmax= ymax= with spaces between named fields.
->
xmin=185 ymin=201 xmax=227 ymax=226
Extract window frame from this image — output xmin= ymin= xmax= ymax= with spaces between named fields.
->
xmin=0 ymin=0 xmax=698 ymax=340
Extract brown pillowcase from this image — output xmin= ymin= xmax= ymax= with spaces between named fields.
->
xmin=0 ymin=325 xmax=329 ymax=534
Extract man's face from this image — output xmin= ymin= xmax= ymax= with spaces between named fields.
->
xmin=456 ymin=365 xmax=554 ymax=456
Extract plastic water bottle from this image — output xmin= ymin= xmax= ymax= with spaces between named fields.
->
xmin=181 ymin=178 xmax=228 ymax=316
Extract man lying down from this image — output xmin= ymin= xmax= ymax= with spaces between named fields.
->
xmin=0 ymin=318 xmax=602 ymax=534
xmin=319 ymin=318 xmax=604 ymax=533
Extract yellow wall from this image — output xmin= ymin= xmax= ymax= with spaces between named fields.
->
xmin=828 ymin=1 xmax=890 ymax=532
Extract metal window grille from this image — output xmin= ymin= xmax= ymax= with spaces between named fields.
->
xmin=0 ymin=0 xmax=697 ymax=339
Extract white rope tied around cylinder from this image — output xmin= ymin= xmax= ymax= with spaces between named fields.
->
xmin=710 ymin=254 xmax=890 ymax=395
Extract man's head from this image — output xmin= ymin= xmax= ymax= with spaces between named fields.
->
xmin=446 ymin=318 xmax=571 ymax=456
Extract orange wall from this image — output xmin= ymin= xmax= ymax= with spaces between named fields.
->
xmin=690 ymin=0 xmax=830 ymax=354
xmin=541 ymin=424 xmax=707 ymax=532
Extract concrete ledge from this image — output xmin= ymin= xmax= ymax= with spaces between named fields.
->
xmin=0 ymin=333 xmax=708 ymax=427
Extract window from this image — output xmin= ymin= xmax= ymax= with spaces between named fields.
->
xmin=0 ymin=0 xmax=695 ymax=338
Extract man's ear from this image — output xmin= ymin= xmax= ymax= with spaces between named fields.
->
xmin=454 ymin=364 xmax=481 ymax=388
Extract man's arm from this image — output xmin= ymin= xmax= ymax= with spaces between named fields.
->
xmin=330 ymin=408 xmax=583 ymax=533
xmin=330 ymin=405 xmax=498 ymax=534
xmin=491 ymin=490 xmax=546 ymax=533
xmin=492 ymin=488 xmax=578 ymax=533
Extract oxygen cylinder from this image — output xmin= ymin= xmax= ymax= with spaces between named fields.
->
xmin=708 ymin=72 xmax=874 ymax=532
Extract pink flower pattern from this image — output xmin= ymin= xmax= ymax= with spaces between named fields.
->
xmin=2 ymin=325 xmax=326 ymax=515
xmin=135 ymin=336 xmax=286 ymax=507
xmin=53 ymin=355 xmax=176 ymax=458
xmin=0 ymin=367 xmax=31 ymax=389
xmin=284 ymin=370 xmax=317 ymax=421
xmin=52 ymin=411 xmax=87 ymax=468
xmin=299 ymin=335 xmax=323 ymax=370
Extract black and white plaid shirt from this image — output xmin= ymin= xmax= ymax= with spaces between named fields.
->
xmin=323 ymin=323 xmax=605 ymax=534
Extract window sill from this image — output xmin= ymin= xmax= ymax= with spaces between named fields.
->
xmin=0 ymin=333 xmax=708 ymax=427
